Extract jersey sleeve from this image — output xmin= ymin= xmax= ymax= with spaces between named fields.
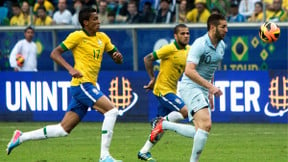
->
xmin=153 ymin=44 xmax=173 ymax=60
xmin=187 ymin=39 xmax=204 ymax=64
xmin=9 ymin=41 xmax=21 ymax=68
xmin=100 ymin=32 xmax=115 ymax=53
xmin=61 ymin=31 xmax=82 ymax=51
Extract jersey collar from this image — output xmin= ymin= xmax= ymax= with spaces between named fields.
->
xmin=82 ymin=28 xmax=96 ymax=36
xmin=173 ymin=41 xmax=187 ymax=50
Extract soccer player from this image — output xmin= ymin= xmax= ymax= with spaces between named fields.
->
xmin=6 ymin=7 xmax=123 ymax=162
xmin=138 ymin=24 xmax=196 ymax=161
xmin=151 ymin=14 xmax=227 ymax=161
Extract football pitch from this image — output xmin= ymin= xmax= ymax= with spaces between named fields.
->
xmin=0 ymin=122 xmax=287 ymax=162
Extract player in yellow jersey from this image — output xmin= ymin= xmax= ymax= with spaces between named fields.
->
xmin=138 ymin=24 xmax=196 ymax=161
xmin=7 ymin=7 xmax=123 ymax=162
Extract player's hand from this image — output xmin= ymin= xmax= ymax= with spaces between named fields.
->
xmin=112 ymin=52 xmax=123 ymax=64
xmin=69 ymin=68 xmax=83 ymax=78
xmin=209 ymin=86 xmax=222 ymax=97
xmin=143 ymin=79 xmax=155 ymax=92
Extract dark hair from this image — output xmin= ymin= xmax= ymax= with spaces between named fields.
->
xmin=174 ymin=24 xmax=188 ymax=34
xmin=24 ymin=26 xmax=34 ymax=32
xmin=12 ymin=2 xmax=20 ymax=8
xmin=207 ymin=14 xmax=226 ymax=31
xmin=37 ymin=6 xmax=47 ymax=12
xmin=78 ymin=7 xmax=97 ymax=28
xmin=255 ymin=1 xmax=263 ymax=8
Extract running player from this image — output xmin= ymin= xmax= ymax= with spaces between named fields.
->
xmin=138 ymin=24 xmax=196 ymax=161
xmin=151 ymin=14 xmax=227 ymax=162
xmin=6 ymin=7 xmax=123 ymax=162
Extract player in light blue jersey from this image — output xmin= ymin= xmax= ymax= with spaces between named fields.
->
xmin=151 ymin=14 xmax=227 ymax=162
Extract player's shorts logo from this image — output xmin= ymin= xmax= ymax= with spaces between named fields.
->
xmin=109 ymin=77 xmax=138 ymax=116
xmin=264 ymin=76 xmax=288 ymax=117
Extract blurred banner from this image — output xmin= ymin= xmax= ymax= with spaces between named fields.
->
xmin=0 ymin=71 xmax=287 ymax=123
xmin=0 ymin=27 xmax=287 ymax=71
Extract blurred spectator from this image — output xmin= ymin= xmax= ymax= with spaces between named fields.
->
xmin=238 ymin=0 xmax=261 ymax=19
xmin=9 ymin=26 xmax=37 ymax=72
xmin=126 ymin=1 xmax=141 ymax=23
xmin=263 ymin=0 xmax=274 ymax=10
xmin=266 ymin=0 xmax=287 ymax=22
xmin=107 ymin=11 xmax=116 ymax=24
xmin=114 ymin=0 xmax=129 ymax=23
xmin=139 ymin=0 xmax=157 ymax=12
xmin=154 ymin=0 xmax=174 ymax=23
xmin=207 ymin=0 xmax=229 ymax=16
xmin=71 ymin=0 xmax=82 ymax=27
xmin=18 ymin=0 xmax=35 ymax=6
xmin=21 ymin=1 xmax=32 ymax=25
xmin=10 ymin=3 xmax=25 ymax=26
xmin=34 ymin=6 xmax=53 ymax=25
xmin=52 ymin=0 xmax=72 ymax=25
xmin=0 ymin=4 xmax=9 ymax=25
xmin=98 ymin=0 xmax=110 ymax=24
xmin=283 ymin=0 xmax=288 ymax=12
xmin=186 ymin=0 xmax=210 ymax=23
xmin=107 ymin=0 xmax=117 ymax=12
xmin=33 ymin=0 xmax=55 ymax=16
xmin=248 ymin=1 xmax=263 ymax=22
xmin=139 ymin=1 xmax=156 ymax=23
xmin=177 ymin=0 xmax=188 ymax=23
xmin=227 ymin=0 xmax=246 ymax=22
xmin=210 ymin=7 xmax=221 ymax=15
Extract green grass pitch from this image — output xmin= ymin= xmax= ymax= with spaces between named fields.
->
xmin=0 ymin=122 xmax=287 ymax=162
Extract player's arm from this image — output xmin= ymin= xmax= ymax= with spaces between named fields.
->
xmin=143 ymin=52 xmax=156 ymax=90
xmin=9 ymin=42 xmax=19 ymax=70
xmin=107 ymin=48 xmax=123 ymax=64
xmin=50 ymin=45 xmax=82 ymax=78
xmin=185 ymin=63 xmax=222 ymax=97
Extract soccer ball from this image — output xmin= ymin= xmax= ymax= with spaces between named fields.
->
xmin=16 ymin=54 xmax=25 ymax=67
xmin=258 ymin=21 xmax=280 ymax=43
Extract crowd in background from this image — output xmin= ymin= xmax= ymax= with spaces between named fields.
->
xmin=0 ymin=0 xmax=287 ymax=26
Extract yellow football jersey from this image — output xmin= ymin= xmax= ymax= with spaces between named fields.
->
xmin=61 ymin=29 xmax=115 ymax=86
xmin=153 ymin=41 xmax=190 ymax=96
xmin=34 ymin=16 xmax=53 ymax=26
xmin=10 ymin=13 xmax=25 ymax=26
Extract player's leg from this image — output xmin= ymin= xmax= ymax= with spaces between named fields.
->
xmin=190 ymin=107 xmax=211 ymax=162
xmin=150 ymin=94 xmax=196 ymax=142
xmin=138 ymin=101 xmax=170 ymax=161
xmin=6 ymin=97 xmax=83 ymax=155
xmin=92 ymin=95 xmax=121 ymax=162
xmin=138 ymin=93 xmax=194 ymax=161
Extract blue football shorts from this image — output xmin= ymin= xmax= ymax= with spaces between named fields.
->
xmin=67 ymin=83 xmax=104 ymax=119
xmin=155 ymin=93 xmax=185 ymax=117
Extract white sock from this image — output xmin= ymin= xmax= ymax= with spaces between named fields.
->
xmin=139 ymin=139 xmax=154 ymax=153
xmin=100 ymin=108 xmax=118 ymax=159
xmin=20 ymin=123 xmax=68 ymax=143
xmin=165 ymin=111 xmax=184 ymax=122
xmin=190 ymin=129 xmax=209 ymax=162
xmin=162 ymin=121 xmax=195 ymax=138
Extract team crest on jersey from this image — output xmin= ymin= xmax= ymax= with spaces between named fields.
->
xmin=264 ymin=76 xmax=288 ymax=117
xmin=97 ymin=39 xmax=102 ymax=46
xmin=108 ymin=77 xmax=138 ymax=116
xmin=92 ymin=88 xmax=99 ymax=95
